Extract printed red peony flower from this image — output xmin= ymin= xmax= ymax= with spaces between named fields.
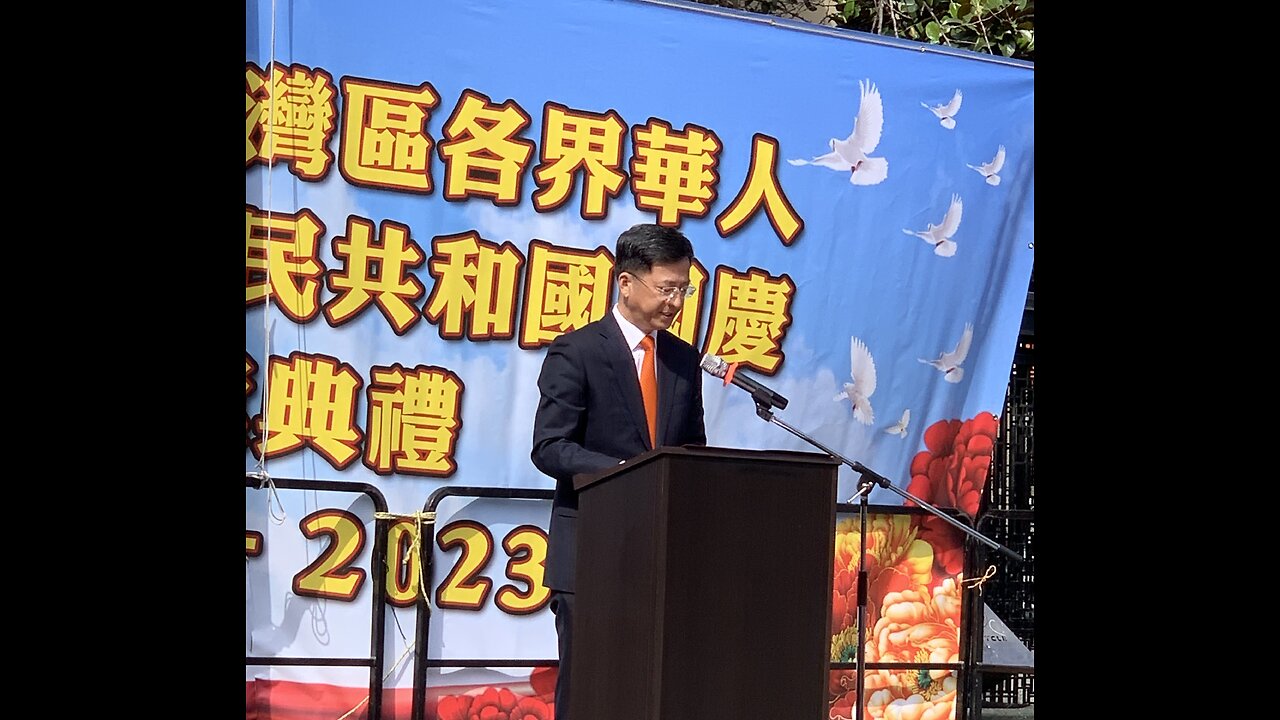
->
xmin=906 ymin=411 xmax=998 ymax=519
xmin=829 ymin=688 xmax=857 ymax=720
xmin=917 ymin=515 xmax=966 ymax=578
xmin=433 ymin=686 xmax=553 ymax=720
xmin=528 ymin=667 xmax=557 ymax=703
xmin=828 ymin=671 xmax=892 ymax=720
xmin=829 ymin=668 xmax=857 ymax=699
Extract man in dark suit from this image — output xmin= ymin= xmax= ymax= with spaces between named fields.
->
xmin=531 ymin=223 xmax=707 ymax=720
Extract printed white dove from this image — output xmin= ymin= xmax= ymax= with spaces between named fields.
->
xmin=885 ymin=408 xmax=910 ymax=436
xmin=903 ymin=194 xmax=963 ymax=257
xmin=968 ymin=145 xmax=1006 ymax=186
xmin=923 ymin=89 xmax=963 ymax=129
xmin=919 ymin=323 xmax=974 ymax=384
xmin=833 ymin=336 xmax=877 ymax=425
xmin=788 ymin=79 xmax=889 ymax=186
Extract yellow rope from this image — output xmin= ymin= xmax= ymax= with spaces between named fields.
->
xmin=960 ymin=564 xmax=998 ymax=593
xmin=373 ymin=511 xmax=436 ymax=601
xmin=329 ymin=511 xmax=439 ymax=720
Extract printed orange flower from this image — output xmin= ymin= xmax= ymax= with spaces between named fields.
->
xmin=859 ymin=580 xmax=964 ymax=720
xmin=433 ymin=686 xmax=553 ymax=720
xmin=906 ymin=412 xmax=998 ymax=519
xmin=870 ymin=579 xmax=962 ymax=662
xmin=865 ymin=673 xmax=957 ymax=720
xmin=831 ymin=515 xmax=934 ymax=640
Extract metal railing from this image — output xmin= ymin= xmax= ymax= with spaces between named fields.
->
xmin=245 ymin=476 xmax=392 ymax=719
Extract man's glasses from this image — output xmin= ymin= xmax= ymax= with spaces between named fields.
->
xmin=627 ymin=273 xmax=696 ymax=302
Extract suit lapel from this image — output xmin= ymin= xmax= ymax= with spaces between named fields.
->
xmin=599 ymin=313 xmax=652 ymax=450
xmin=656 ymin=331 xmax=679 ymax=446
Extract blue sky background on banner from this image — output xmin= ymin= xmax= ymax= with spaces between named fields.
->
xmin=246 ymin=0 xmax=1034 ymax=510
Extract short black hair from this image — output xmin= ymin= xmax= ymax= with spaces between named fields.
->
xmin=614 ymin=223 xmax=695 ymax=278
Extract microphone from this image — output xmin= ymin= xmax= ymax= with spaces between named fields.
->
xmin=700 ymin=354 xmax=789 ymax=410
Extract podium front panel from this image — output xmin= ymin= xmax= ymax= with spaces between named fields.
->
xmin=572 ymin=447 xmax=837 ymax=720
xmin=571 ymin=456 xmax=667 ymax=719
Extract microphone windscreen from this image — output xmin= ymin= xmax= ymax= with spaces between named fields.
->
xmin=700 ymin=353 xmax=727 ymax=378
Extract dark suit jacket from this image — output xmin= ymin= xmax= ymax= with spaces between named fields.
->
xmin=531 ymin=311 xmax=707 ymax=592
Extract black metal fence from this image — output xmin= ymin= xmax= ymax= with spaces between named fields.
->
xmin=975 ymin=334 xmax=1035 ymax=708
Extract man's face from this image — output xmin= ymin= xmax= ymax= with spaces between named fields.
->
xmin=618 ymin=258 xmax=693 ymax=334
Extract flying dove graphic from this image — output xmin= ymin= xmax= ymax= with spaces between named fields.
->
xmin=919 ymin=323 xmax=974 ymax=384
xmin=833 ymin=336 xmax=877 ymax=425
xmin=885 ymin=408 xmax=910 ymax=436
xmin=903 ymin=194 xmax=963 ymax=257
xmin=968 ymin=145 xmax=1006 ymax=186
xmin=788 ymin=79 xmax=888 ymax=186
xmin=923 ymin=89 xmax=963 ymax=129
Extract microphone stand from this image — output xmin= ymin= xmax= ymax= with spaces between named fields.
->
xmin=748 ymin=397 xmax=1023 ymax=720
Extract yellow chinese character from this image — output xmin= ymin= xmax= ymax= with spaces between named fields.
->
xmin=246 ymin=353 xmax=258 ymax=397
xmin=245 ymin=205 xmax=327 ymax=322
xmin=252 ymin=352 xmax=364 ymax=468
xmin=339 ymin=77 xmax=440 ymax=192
xmin=716 ymin=134 xmax=804 ymax=245
xmin=325 ymin=216 xmax=426 ymax=334
xmin=438 ymin=90 xmax=535 ymax=204
xmin=246 ymin=353 xmax=259 ymax=448
xmin=364 ymin=364 xmax=463 ymax=476
xmin=245 ymin=62 xmax=337 ymax=180
xmin=533 ymin=103 xmax=627 ymax=218
xmin=246 ymin=67 xmax=267 ymax=164
xmin=423 ymin=231 xmax=525 ymax=340
xmin=630 ymin=119 xmax=721 ymax=226
xmin=701 ymin=267 xmax=795 ymax=373
xmin=519 ymin=240 xmax=614 ymax=348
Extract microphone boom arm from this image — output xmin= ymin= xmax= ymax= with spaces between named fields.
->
xmin=752 ymin=402 xmax=1023 ymax=564
xmin=741 ymin=398 xmax=1023 ymax=720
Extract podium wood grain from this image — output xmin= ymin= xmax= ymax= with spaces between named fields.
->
xmin=570 ymin=445 xmax=838 ymax=720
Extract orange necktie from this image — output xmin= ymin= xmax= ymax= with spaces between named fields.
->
xmin=639 ymin=335 xmax=658 ymax=447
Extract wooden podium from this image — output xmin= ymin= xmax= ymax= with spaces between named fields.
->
xmin=569 ymin=445 xmax=839 ymax=720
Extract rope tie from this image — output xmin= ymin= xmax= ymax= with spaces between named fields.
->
xmin=960 ymin=564 xmax=998 ymax=593
xmin=247 ymin=470 xmax=288 ymax=523
xmin=374 ymin=511 xmax=436 ymax=601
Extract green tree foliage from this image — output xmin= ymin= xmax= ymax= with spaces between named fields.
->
xmin=692 ymin=0 xmax=1034 ymax=62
